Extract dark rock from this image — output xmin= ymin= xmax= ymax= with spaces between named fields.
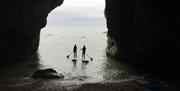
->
xmin=105 ymin=0 xmax=180 ymax=73
xmin=0 ymin=0 xmax=64 ymax=63
xmin=32 ymin=68 xmax=64 ymax=79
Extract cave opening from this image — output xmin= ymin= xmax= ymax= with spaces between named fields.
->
xmin=38 ymin=0 xmax=114 ymax=81
xmin=38 ymin=0 xmax=135 ymax=82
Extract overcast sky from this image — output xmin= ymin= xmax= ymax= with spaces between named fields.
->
xmin=46 ymin=0 xmax=106 ymax=28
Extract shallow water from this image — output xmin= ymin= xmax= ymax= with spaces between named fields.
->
xmin=37 ymin=0 xmax=128 ymax=82
xmin=0 ymin=28 xmax=137 ymax=83
xmin=39 ymin=28 xmax=134 ymax=82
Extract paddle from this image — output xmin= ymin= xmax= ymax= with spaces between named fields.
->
xmin=85 ymin=53 xmax=93 ymax=61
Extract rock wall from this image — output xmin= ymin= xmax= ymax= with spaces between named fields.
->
xmin=105 ymin=0 xmax=180 ymax=71
xmin=105 ymin=0 xmax=136 ymax=59
xmin=0 ymin=0 xmax=63 ymax=63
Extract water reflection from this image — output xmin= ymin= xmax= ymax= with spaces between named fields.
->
xmin=81 ymin=62 xmax=88 ymax=70
xmin=72 ymin=61 xmax=77 ymax=72
xmin=102 ymin=57 xmax=142 ymax=81
xmin=80 ymin=62 xmax=88 ymax=76
xmin=72 ymin=61 xmax=77 ymax=68
xmin=101 ymin=57 xmax=129 ymax=81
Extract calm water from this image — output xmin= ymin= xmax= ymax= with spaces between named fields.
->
xmin=39 ymin=28 xmax=133 ymax=82
xmin=0 ymin=0 xmax=139 ymax=84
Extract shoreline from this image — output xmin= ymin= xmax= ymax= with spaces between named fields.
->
xmin=0 ymin=78 xmax=179 ymax=91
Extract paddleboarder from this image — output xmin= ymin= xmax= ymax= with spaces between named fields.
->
xmin=81 ymin=45 xmax=86 ymax=59
xmin=73 ymin=44 xmax=77 ymax=58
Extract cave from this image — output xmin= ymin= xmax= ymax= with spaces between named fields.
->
xmin=0 ymin=0 xmax=180 ymax=90
xmin=1 ymin=0 xmax=179 ymax=72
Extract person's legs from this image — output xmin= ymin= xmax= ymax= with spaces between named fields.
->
xmin=75 ymin=52 xmax=77 ymax=58
xmin=84 ymin=54 xmax=85 ymax=59
xmin=82 ymin=53 xmax=85 ymax=59
xmin=73 ymin=52 xmax=75 ymax=58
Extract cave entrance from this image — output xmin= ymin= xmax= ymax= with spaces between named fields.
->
xmin=38 ymin=0 xmax=112 ymax=81
xmin=39 ymin=0 xmax=109 ymax=81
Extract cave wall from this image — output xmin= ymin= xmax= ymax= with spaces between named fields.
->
xmin=0 ymin=0 xmax=63 ymax=62
xmin=105 ymin=0 xmax=136 ymax=59
xmin=105 ymin=0 xmax=180 ymax=71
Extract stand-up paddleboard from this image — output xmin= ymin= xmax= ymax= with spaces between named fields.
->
xmin=82 ymin=59 xmax=89 ymax=63
xmin=72 ymin=58 xmax=77 ymax=61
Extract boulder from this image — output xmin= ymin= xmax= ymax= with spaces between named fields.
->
xmin=32 ymin=68 xmax=64 ymax=79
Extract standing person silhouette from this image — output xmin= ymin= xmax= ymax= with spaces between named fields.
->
xmin=81 ymin=45 xmax=86 ymax=59
xmin=73 ymin=44 xmax=77 ymax=58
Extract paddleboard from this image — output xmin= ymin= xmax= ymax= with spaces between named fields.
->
xmin=82 ymin=59 xmax=89 ymax=63
xmin=72 ymin=58 xmax=77 ymax=61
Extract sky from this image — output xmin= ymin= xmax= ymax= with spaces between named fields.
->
xmin=46 ymin=0 xmax=106 ymax=28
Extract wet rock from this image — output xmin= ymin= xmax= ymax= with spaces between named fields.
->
xmin=32 ymin=68 xmax=64 ymax=79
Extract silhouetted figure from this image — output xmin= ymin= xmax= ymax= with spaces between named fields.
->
xmin=73 ymin=44 xmax=77 ymax=58
xmin=81 ymin=45 xmax=86 ymax=59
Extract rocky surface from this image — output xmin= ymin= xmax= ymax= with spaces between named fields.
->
xmin=0 ymin=79 xmax=179 ymax=91
xmin=32 ymin=68 xmax=64 ymax=79
xmin=0 ymin=0 xmax=63 ymax=63
xmin=105 ymin=0 xmax=180 ymax=73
